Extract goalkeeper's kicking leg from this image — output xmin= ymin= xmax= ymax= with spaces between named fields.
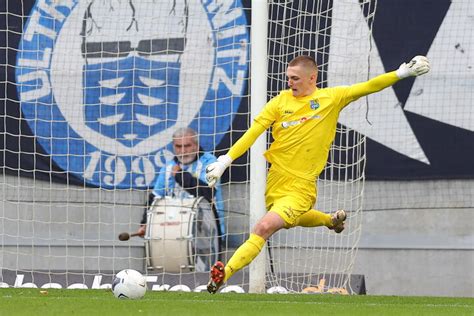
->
xmin=207 ymin=211 xmax=285 ymax=294
xmin=207 ymin=208 xmax=347 ymax=294
xmin=295 ymin=209 xmax=347 ymax=233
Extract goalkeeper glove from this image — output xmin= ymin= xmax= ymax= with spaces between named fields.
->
xmin=396 ymin=55 xmax=430 ymax=79
xmin=206 ymin=154 xmax=232 ymax=188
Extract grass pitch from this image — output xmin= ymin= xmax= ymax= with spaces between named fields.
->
xmin=0 ymin=288 xmax=472 ymax=316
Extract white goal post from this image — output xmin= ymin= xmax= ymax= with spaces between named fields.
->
xmin=249 ymin=0 xmax=269 ymax=294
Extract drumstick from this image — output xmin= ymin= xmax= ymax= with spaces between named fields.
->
xmin=118 ymin=232 xmax=141 ymax=241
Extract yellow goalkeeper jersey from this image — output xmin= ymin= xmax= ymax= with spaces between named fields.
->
xmin=228 ymin=71 xmax=400 ymax=182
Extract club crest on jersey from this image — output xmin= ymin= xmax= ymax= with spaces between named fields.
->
xmin=16 ymin=0 xmax=249 ymax=189
xmin=310 ymin=99 xmax=320 ymax=110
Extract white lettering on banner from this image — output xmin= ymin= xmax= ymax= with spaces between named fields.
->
xmin=214 ymin=8 xmax=243 ymax=28
xmin=91 ymin=275 xmax=103 ymax=289
xmin=193 ymin=285 xmax=208 ymax=293
xmin=169 ymin=285 xmax=192 ymax=292
xmin=5 ymin=274 xmax=350 ymax=293
xmin=267 ymin=286 xmax=289 ymax=294
xmin=132 ymin=156 xmax=156 ymax=187
xmin=206 ymin=0 xmax=247 ymax=96
xmin=212 ymin=68 xmax=246 ymax=94
xmin=16 ymin=1 xmax=75 ymax=106
xmin=20 ymin=283 xmax=38 ymax=288
xmin=37 ymin=0 xmax=73 ymax=22
xmin=84 ymin=151 xmax=169 ymax=186
xmin=152 ymin=284 xmax=170 ymax=291
xmin=216 ymin=39 xmax=248 ymax=66
xmin=17 ymin=70 xmax=51 ymax=102
xmin=205 ymin=0 xmax=231 ymax=13
xmin=14 ymin=275 xmax=38 ymax=288
xmin=67 ymin=283 xmax=88 ymax=289
xmin=13 ymin=274 xmax=24 ymax=287
xmin=83 ymin=151 xmax=101 ymax=180
xmin=103 ymin=156 xmax=127 ymax=186
xmin=213 ymin=36 xmax=247 ymax=94
xmin=91 ymin=275 xmax=112 ymax=289
xmin=41 ymin=283 xmax=62 ymax=289
xmin=154 ymin=149 xmax=174 ymax=168
xmin=206 ymin=0 xmax=242 ymax=28
xmin=18 ymin=48 xmax=52 ymax=69
xmin=23 ymin=10 xmax=58 ymax=42
xmin=217 ymin=25 xmax=248 ymax=42
xmin=220 ymin=285 xmax=245 ymax=293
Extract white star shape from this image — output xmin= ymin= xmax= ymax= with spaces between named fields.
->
xmin=329 ymin=1 xmax=430 ymax=164
xmin=404 ymin=0 xmax=473 ymax=132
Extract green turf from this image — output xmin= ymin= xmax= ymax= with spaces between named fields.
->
xmin=0 ymin=288 xmax=472 ymax=316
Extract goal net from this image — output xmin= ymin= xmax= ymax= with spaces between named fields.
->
xmin=1 ymin=0 xmax=372 ymax=293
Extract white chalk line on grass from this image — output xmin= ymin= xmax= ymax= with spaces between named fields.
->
xmin=1 ymin=295 xmax=473 ymax=309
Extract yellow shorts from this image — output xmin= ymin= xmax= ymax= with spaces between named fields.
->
xmin=265 ymin=168 xmax=317 ymax=228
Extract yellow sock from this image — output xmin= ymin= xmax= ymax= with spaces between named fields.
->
xmin=224 ymin=233 xmax=265 ymax=282
xmin=295 ymin=209 xmax=332 ymax=227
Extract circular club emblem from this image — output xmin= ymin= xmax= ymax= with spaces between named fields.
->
xmin=16 ymin=0 xmax=249 ymax=188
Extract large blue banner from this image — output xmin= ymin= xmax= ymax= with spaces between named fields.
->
xmin=6 ymin=0 xmax=249 ymax=188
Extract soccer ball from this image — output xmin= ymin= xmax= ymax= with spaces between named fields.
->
xmin=112 ymin=269 xmax=147 ymax=299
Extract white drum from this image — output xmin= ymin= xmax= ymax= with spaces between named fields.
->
xmin=145 ymin=196 xmax=220 ymax=272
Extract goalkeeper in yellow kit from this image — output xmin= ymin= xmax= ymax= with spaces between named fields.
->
xmin=205 ymin=55 xmax=430 ymax=293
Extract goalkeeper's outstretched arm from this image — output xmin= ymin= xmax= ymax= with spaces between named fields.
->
xmin=346 ymin=55 xmax=430 ymax=102
xmin=206 ymin=122 xmax=266 ymax=187
xmin=206 ymin=55 xmax=430 ymax=187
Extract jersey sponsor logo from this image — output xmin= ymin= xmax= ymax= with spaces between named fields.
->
xmin=16 ymin=0 xmax=249 ymax=188
xmin=281 ymin=115 xmax=320 ymax=129
xmin=310 ymin=99 xmax=320 ymax=110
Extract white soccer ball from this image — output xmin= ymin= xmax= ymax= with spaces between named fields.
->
xmin=112 ymin=269 xmax=147 ymax=299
